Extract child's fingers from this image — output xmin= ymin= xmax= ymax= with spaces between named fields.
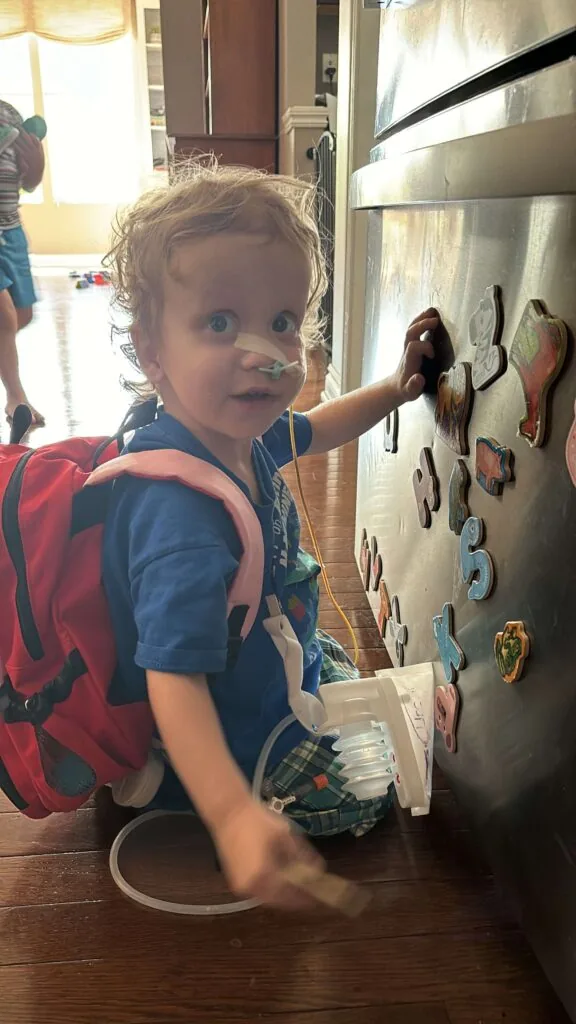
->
xmin=406 ymin=335 xmax=435 ymax=361
xmin=407 ymin=307 xmax=438 ymax=329
xmin=405 ymin=317 xmax=439 ymax=346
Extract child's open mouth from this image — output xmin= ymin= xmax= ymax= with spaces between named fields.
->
xmin=232 ymin=389 xmax=277 ymax=404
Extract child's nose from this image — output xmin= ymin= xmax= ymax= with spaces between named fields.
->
xmin=239 ymin=348 xmax=271 ymax=372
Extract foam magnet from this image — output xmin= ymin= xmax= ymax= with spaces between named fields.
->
xmin=359 ymin=529 xmax=371 ymax=591
xmin=433 ymin=603 xmax=466 ymax=684
xmin=510 ymin=299 xmax=568 ymax=447
xmin=388 ymin=595 xmax=407 ymax=667
xmin=494 ymin=621 xmax=531 ymax=684
xmin=469 ymin=284 xmax=505 ymax=391
xmin=475 ymin=436 xmax=514 ymax=496
xmin=383 ymin=409 xmax=399 ymax=453
xmin=448 ymin=458 xmax=470 ymax=536
xmin=377 ymin=579 xmax=391 ymax=637
xmin=435 ymin=684 xmax=460 ymax=754
xmin=460 ymin=516 xmax=495 ymax=601
xmin=370 ymin=536 xmax=382 ymax=591
xmin=435 ymin=361 xmax=473 ymax=455
xmin=413 ymin=447 xmax=440 ymax=528
xmin=566 ymin=399 xmax=576 ymax=487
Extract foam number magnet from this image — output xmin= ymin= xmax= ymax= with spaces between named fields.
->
xmin=460 ymin=516 xmax=495 ymax=601
xmin=359 ymin=528 xmax=371 ymax=591
xmin=448 ymin=459 xmax=470 ymax=536
xmin=413 ymin=447 xmax=440 ymax=528
xmin=370 ymin=536 xmax=382 ymax=591
xmin=494 ymin=620 xmax=531 ymax=684
xmin=435 ymin=684 xmax=460 ymax=754
xmin=377 ymin=578 xmax=391 ymax=637
xmin=383 ymin=409 xmax=399 ymax=453
xmin=433 ymin=603 xmax=466 ymax=684
xmin=566 ymin=400 xmax=576 ymax=487
xmin=388 ymin=595 xmax=407 ymax=667
xmin=435 ymin=362 xmax=473 ymax=455
xmin=475 ymin=437 xmax=514 ymax=496
xmin=469 ymin=284 xmax=505 ymax=391
xmin=510 ymin=299 xmax=568 ymax=447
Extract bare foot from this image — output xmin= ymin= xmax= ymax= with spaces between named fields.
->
xmin=5 ymin=397 xmax=45 ymax=428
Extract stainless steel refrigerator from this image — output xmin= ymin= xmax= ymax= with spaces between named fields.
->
xmin=351 ymin=1 xmax=576 ymax=1015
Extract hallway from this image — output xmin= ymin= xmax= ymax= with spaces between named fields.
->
xmin=0 ymin=275 xmax=569 ymax=1024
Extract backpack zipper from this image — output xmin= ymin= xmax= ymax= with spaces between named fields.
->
xmin=2 ymin=450 xmax=44 ymax=661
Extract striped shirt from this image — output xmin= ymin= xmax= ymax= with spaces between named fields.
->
xmin=0 ymin=100 xmax=23 ymax=230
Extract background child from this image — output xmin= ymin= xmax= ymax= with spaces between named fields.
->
xmin=103 ymin=162 xmax=438 ymax=909
xmin=0 ymin=99 xmax=45 ymax=427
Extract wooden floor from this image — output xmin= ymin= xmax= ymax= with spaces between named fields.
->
xmin=0 ymin=275 xmax=570 ymax=1024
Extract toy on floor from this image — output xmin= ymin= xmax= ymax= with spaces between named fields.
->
xmin=72 ymin=270 xmax=111 ymax=289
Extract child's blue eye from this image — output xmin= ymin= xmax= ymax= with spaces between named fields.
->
xmin=209 ymin=312 xmax=236 ymax=334
xmin=272 ymin=312 xmax=297 ymax=335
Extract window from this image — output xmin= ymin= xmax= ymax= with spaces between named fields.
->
xmin=37 ymin=36 xmax=139 ymax=204
xmin=0 ymin=33 xmax=140 ymax=206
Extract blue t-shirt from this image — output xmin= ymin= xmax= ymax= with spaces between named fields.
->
xmin=102 ymin=410 xmax=322 ymax=807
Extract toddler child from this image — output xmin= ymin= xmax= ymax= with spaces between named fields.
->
xmin=102 ymin=162 xmax=438 ymax=909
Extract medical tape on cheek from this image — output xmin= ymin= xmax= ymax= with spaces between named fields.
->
xmin=234 ymin=333 xmax=302 ymax=378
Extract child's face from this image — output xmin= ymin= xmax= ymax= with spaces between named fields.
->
xmin=141 ymin=232 xmax=310 ymax=449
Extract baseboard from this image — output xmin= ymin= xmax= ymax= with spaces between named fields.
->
xmin=321 ymin=362 xmax=342 ymax=402
xmin=31 ymin=254 xmax=105 ymax=271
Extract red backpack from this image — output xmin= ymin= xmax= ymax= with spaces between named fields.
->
xmin=0 ymin=407 xmax=264 ymax=818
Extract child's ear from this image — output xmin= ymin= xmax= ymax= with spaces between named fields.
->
xmin=132 ymin=324 xmax=164 ymax=385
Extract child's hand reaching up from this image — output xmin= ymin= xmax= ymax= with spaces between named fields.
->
xmin=214 ymin=798 xmax=325 ymax=909
xmin=390 ymin=307 xmax=439 ymax=403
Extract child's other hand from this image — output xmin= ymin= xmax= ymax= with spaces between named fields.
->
xmin=392 ymin=307 xmax=439 ymax=403
xmin=213 ymin=798 xmax=325 ymax=910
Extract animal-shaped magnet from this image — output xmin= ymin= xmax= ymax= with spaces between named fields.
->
xmin=432 ymin=603 xmax=466 ymax=684
xmin=359 ymin=529 xmax=371 ymax=591
xmin=412 ymin=447 xmax=440 ymax=528
xmin=435 ymin=361 xmax=473 ymax=455
xmin=388 ymin=595 xmax=407 ymax=667
xmin=494 ymin=620 xmax=531 ymax=684
xmin=510 ymin=299 xmax=568 ymax=447
xmin=566 ymin=400 xmax=576 ymax=487
xmin=469 ymin=284 xmax=505 ymax=391
xmin=448 ymin=459 xmax=470 ymax=536
xmin=460 ymin=516 xmax=495 ymax=601
xmin=370 ymin=536 xmax=382 ymax=591
xmin=475 ymin=436 xmax=514 ymax=496
xmin=377 ymin=578 xmax=391 ymax=637
xmin=383 ymin=409 xmax=398 ymax=453
xmin=435 ymin=683 xmax=460 ymax=754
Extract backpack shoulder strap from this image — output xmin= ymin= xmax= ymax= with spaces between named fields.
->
xmin=86 ymin=450 xmax=264 ymax=639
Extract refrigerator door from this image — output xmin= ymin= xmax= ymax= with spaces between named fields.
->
xmin=351 ymin=68 xmax=576 ymax=1016
xmin=374 ymin=0 xmax=576 ymax=138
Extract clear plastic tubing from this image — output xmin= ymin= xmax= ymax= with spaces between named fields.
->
xmin=108 ymin=714 xmax=297 ymax=916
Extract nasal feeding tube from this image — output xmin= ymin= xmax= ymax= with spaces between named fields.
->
xmin=233 ymin=333 xmax=302 ymax=379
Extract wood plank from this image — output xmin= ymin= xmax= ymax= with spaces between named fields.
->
xmin=0 ymin=932 xmax=559 ymax=1023
xmin=0 ymin=877 xmax=515 ymax=967
xmin=0 ymin=825 xmax=489 ymax=910
xmin=0 ymin=802 xmax=129 ymax=857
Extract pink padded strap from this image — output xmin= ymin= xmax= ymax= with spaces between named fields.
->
xmin=86 ymin=450 xmax=264 ymax=638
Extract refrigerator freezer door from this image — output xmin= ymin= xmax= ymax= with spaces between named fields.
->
xmin=352 ymin=106 xmax=576 ymax=1015
xmin=374 ymin=0 xmax=576 ymax=138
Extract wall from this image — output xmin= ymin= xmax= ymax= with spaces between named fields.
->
xmin=278 ymin=0 xmax=326 ymax=178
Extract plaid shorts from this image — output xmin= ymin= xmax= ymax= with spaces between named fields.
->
xmin=265 ymin=631 xmax=393 ymax=838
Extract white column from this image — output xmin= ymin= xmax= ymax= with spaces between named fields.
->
xmin=278 ymin=0 xmax=321 ymax=177
xmin=323 ymin=0 xmax=380 ymax=401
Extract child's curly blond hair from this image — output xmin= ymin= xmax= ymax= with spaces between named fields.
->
xmin=105 ymin=159 xmax=328 ymax=397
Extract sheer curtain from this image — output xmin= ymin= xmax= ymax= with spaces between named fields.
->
xmin=0 ymin=1 xmax=133 ymax=43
